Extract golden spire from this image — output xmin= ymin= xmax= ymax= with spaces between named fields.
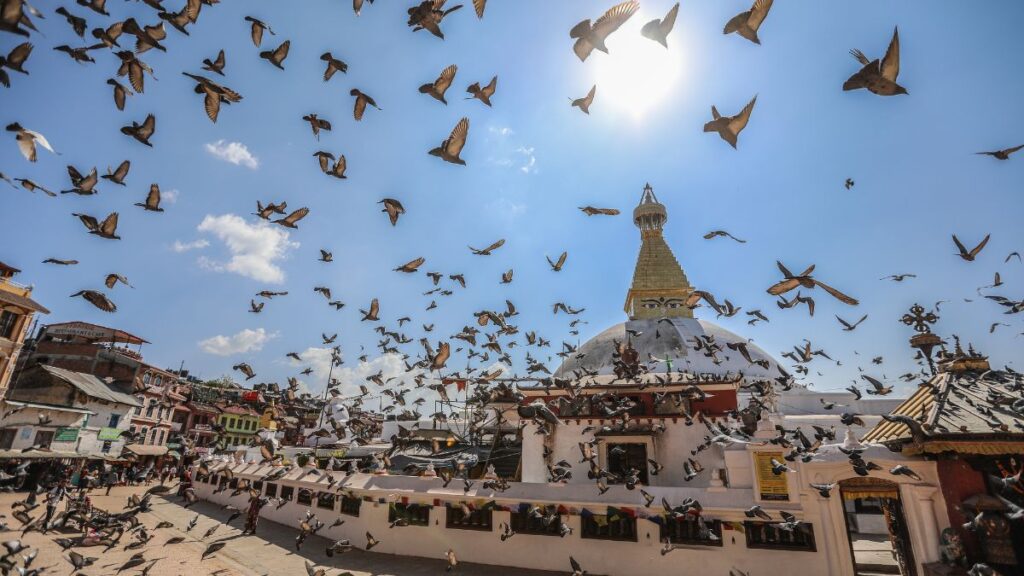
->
xmin=624 ymin=184 xmax=694 ymax=320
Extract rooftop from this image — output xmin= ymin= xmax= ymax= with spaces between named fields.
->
xmin=863 ymin=345 xmax=1024 ymax=453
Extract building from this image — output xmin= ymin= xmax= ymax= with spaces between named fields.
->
xmin=124 ymin=364 xmax=185 ymax=463
xmin=217 ymin=404 xmax=260 ymax=448
xmin=2 ymin=364 xmax=140 ymax=457
xmin=0 ymin=261 xmax=49 ymax=397
xmin=864 ymin=341 xmax=1024 ymax=575
xmin=195 ymin=186 xmax=949 ymax=576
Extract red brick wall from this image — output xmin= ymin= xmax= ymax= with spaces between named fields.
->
xmin=937 ymin=457 xmax=987 ymax=558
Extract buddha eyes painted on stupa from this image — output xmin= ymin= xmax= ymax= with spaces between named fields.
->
xmin=640 ymin=298 xmax=683 ymax=310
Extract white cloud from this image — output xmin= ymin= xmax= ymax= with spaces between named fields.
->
xmin=196 ymin=214 xmax=298 ymax=283
xmin=205 ymin=140 xmax=259 ymax=169
xmin=162 ymin=189 xmax=179 ymax=204
xmin=516 ymin=146 xmax=537 ymax=174
xmin=199 ymin=328 xmax=275 ymax=356
xmin=487 ymin=197 xmax=527 ymax=220
xmin=171 ymin=239 xmax=209 ymax=253
xmin=488 ymin=126 xmax=514 ymax=137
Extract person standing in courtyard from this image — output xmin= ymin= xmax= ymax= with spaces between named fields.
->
xmin=104 ymin=466 xmax=118 ymax=496
xmin=40 ymin=479 xmax=68 ymax=534
xmin=241 ymin=489 xmax=268 ymax=535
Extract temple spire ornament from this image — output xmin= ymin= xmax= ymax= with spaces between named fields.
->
xmin=901 ymin=303 xmax=941 ymax=373
xmin=624 ymin=184 xmax=694 ymax=320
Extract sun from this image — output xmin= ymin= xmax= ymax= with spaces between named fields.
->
xmin=589 ymin=22 xmax=684 ymax=119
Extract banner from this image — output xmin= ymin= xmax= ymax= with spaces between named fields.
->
xmin=54 ymin=427 xmax=79 ymax=443
xmin=753 ymin=451 xmax=790 ymax=501
xmin=98 ymin=428 xmax=123 ymax=441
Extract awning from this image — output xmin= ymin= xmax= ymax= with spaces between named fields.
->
xmin=124 ymin=444 xmax=168 ymax=457
xmin=0 ymin=449 xmax=84 ymax=459
xmin=44 ymin=321 xmax=147 ymax=344
xmin=2 ymin=400 xmax=95 ymax=415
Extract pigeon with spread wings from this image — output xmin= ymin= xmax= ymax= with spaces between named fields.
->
xmin=724 ymin=0 xmax=773 ymax=45
xmin=429 ymin=117 xmax=469 ymax=165
xmin=952 ymin=234 xmax=989 ymax=262
xmin=767 ymin=261 xmax=858 ymax=305
xmin=843 ymin=27 xmax=907 ymax=96
xmin=571 ymin=85 xmax=596 ymax=114
xmin=569 ymin=1 xmax=639 ymax=62
xmin=703 ymin=95 xmax=757 ymax=149
xmin=420 ymin=64 xmax=457 ymax=104
xmin=641 ymin=2 xmax=679 ymax=48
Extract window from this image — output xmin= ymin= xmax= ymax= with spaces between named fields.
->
xmin=31 ymin=428 xmax=54 ymax=446
xmin=0 ymin=311 xmax=18 ymax=339
xmin=654 ymin=394 xmax=690 ymax=416
xmin=581 ymin=512 xmax=637 ymax=542
xmin=340 ymin=495 xmax=362 ymax=517
xmin=155 ymin=376 xmax=162 ymax=387
xmin=280 ymin=485 xmax=294 ymax=501
xmin=317 ymin=492 xmax=336 ymax=510
xmin=143 ymin=373 xmax=151 ymax=386
xmin=0 ymin=429 xmax=16 ymax=450
xmin=109 ymin=413 xmax=121 ymax=428
xmin=446 ymin=505 xmax=493 ymax=531
xmin=744 ymin=522 xmax=816 ymax=552
xmin=297 ymin=488 xmax=313 ymax=506
xmin=140 ymin=427 xmax=148 ymax=443
xmin=264 ymin=483 xmax=278 ymax=498
xmin=146 ymin=401 xmax=156 ymax=418
xmin=660 ymin=517 xmax=723 ymax=546
xmin=509 ymin=509 xmax=563 ymax=536
xmin=606 ymin=442 xmax=649 ymax=485
xmin=252 ymin=480 xmax=263 ymax=492
xmin=389 ymin=503 xmax=430 ymax=527
xmin=228 ymin=477 xmax=239 ymax=489
xmin=101 ymin=440 xmax=112 ymax=454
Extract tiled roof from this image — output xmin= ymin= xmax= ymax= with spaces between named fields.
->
xmin=0 ymin=289 xmax=49 ymax=314
xmin=863 ymin=354 xmax=1024 ymax=447
xmin=39 ymin=365 xmax=142 ymax=407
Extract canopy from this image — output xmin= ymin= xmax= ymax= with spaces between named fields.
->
xmin=124 ymin=444 xmax=168 ymax=457
xmin=0 ymin=449 xmax=83 ymax=460
xmin=44 ymin=321 xmax=148 ymax=345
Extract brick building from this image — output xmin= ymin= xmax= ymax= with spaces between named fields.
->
xmin=0 ymin=261 xmax=49 ymax=397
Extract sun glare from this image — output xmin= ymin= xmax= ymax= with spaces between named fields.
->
xmin=589 ymin=19 xmax=683 ymax=119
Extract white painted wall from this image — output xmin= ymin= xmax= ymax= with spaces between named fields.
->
xmin=192 ymin=465 xmax=837 ymax=576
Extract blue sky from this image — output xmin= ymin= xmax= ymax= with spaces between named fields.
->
xmin=2 ymin=0 xmax=1023 ymax=400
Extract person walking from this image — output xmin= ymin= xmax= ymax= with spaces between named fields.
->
xmin=104 ymin=466 xmax=118 ymax=496
xmin=40 ymin=479 xmax=68 ymax=534
xmin=241 ymin=490 xmax=268 ymax=535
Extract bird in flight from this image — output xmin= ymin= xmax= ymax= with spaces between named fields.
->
xmin=843 ymin=27 xmax=907 ymax=96
xmin=723 ymin=0 xmax=773 ymax=45
xmin=767 ymin=261 xmax=858 ymax=305
xmin=976 ymin=144 xmax=1023 ymax=160
xmin=704 ymin=96 xmax=757 ymax=149
xmin=569 ymin=1 xmax=639 ymax=62
xmin=952 ymin=234 xmax=990 ymax=262
xmin=641 ymin=2 xmax=679 ymax=48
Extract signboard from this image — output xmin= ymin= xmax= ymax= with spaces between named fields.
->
xmin=753 ymin=451 xmax=790 ymax=501
xmin=314 ymin=448 xmax=348 ymax=458
xmin=98 ymin=427 xmax=123 ymax=441
xmin=54 ymin=427 xmax=79 ymax=443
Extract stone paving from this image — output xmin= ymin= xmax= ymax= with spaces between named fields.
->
xmin=2 ymin=484 xmax=565 ymax=576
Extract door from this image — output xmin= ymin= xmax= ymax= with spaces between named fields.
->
xmin=839 ymin=478 xmax=916 ymax=576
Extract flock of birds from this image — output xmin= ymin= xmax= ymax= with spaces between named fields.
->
xmin=2 ymin=0 xmax=1024 ymax=574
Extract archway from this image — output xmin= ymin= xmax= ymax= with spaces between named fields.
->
xmin=839 ymin=477 xmax=916 ymax=576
